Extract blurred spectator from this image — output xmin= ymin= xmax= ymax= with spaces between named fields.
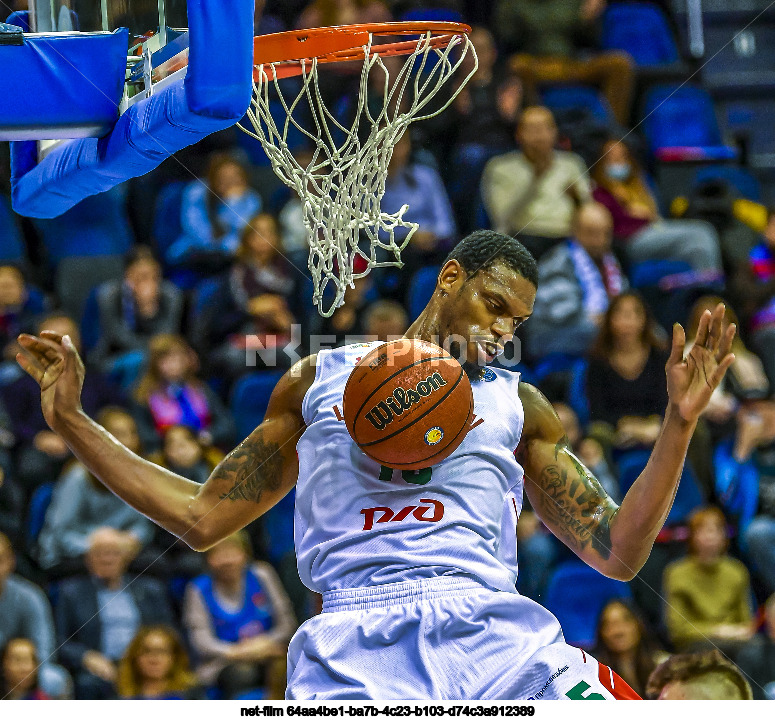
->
xmin=90 ymin=246 xmax=184 ymax=388
xmin=3 ymin=313 xmax=123 ymax=496
xmin=0 ymin=462 xmax=23 ymax=550
xmin=445 ymin=27 xmax=523 ymax=233
xmin=527 ymin=202 xmax=626 ymax=358
xmin=362 ymin=300 xmax=409 ymax=341
xmin=496 ymin=0 xmax=634 ymax=125
xmin=592 ymin=599 xmax=667 ymax=697
xmin=646 ymin=649 xmax=753 ymax=700
xmin=183 ymin=531 xmax=296 ymax=699
xmin=0 ymin=532 xmax=71 ymax=698
xmin=715 ymin=400 xmax=775 ymax=595
xmin=0 ymin=639 xmax=50 ymax=700
xmin=314 ymin=256 xmax=373 ymax=346
xmin=381 ymin=134 xmax=457 ymax=261
xmin=296 ymin=0 xmax=391 ymax=28
xmin=37 ymin=408 xmax=154 ymax=575
xmin=554 ymin=402 xmax=619 ymax=501
xmin=586 ymin=292 xmax=667 ymax=452
xmin=0 ymin=265 xmax=43 ymax=363
xmin=591 ymin=139 xmax=723 ymax=275
xmin=737 ymin=593 xmax=775 ymax=699
xmin=482 ymin=106 xmax=591 ymax=260
xmin=166 ymin=154 xmax=262 ymax=268
xmin=199 ymin=214 xmax=298 ymax=380
xmin=56 ymin=527 xmax=175 ymax=700
xmin=663 ymin=507 xmax=755 ymax=655
xmin=132 ymin=334 xmax=236 ymax=450
xmin=150 ymin=424 xmax=224 ymax=486
xmin=732 ymin=208 xmax=775 ymax=383
xmin=117 ymin=626 xmax=203 ymax=700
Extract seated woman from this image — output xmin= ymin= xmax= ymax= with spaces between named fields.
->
xmin=592 ymin=599 xmax=667 ymax=698
xmin=585 ymin=292 xmax=668 ymax=454
xmin=663 ymin=507 xmax=755 ymax=657
xmin=117 ymin=626 xmax=203 ymax=700
xmin=198 ymin=214 xmax=298 ymax=381
xmin=165 ymin=154 xmax=263 ymax=269
xmin=183 ymin=531 xmax=296 ymax=700
xmin=591 ymin=139 xmax=723 ymax=276
xmin=132 ymin=334 xmax=235 ymax=451
xmin=149 ymin=424 xmax=224 ymax=486
xmin=36 ymin=408 xmax=154 ymax=576
xmin=1 ymin=638 xmax=50 ymax=700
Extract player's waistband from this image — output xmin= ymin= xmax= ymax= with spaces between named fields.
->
xmin=321 ymin=576 xmax=492 ymax=612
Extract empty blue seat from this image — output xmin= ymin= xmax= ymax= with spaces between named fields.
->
xmin=408 ymin=265 xmax=440 ymax=321
xmin=602 ymin=2 xmax=679 ymax=66
xmin=0 ymin=195 xmax=24 ymax=263
xmin=629 ymin=259 xmax=692 ymax=288
xmin=230 ymin=370 xmax=286 ymax=442
xmin=642 ymin=85 xmax=736 ymax=159
xmin=544 ymin=561 xmax=632 ymax=649
xmin=152 ymin=181 xmax=187 ymax=262
xmin=26 ymin=481 xmax=55 ymax=547
xmin=398 ymin=7 xmax=464 ymax=23
xmin=542 ymin=86 xmax=615 ymax=126
xmin=80 ymin=285 xmax=101 ymax=355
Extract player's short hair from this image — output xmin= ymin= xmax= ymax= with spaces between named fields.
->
xmin=443 ymin=230 xmax=538 ymax=288
xmin=646 ymin=650 xmax=753 ymax=700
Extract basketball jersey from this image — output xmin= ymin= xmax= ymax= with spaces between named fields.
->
xmin=295 ymin=342 xmax=526 ymax=594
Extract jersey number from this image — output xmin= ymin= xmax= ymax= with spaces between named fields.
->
xmin=566 ymin=681 xmax=606 ymax=700
xmin=378 ymin=465 xmax=432 ymax=485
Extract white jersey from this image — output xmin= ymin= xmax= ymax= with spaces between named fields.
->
xmin=295 ymin=342 xmax=526 ymax=594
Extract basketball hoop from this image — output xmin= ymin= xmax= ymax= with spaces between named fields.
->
xmin=238 ymin=22 xmax=477 ymax=317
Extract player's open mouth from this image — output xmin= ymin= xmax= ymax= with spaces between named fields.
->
xmin=477 ymin=341 xmax=501 ymax=362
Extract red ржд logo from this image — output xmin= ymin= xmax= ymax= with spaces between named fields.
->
xmin=360 ymin=498 xmax=444 ymax=531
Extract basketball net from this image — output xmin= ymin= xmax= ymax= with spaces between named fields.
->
xmin=238 ymin=28 xmax=476 ymax=316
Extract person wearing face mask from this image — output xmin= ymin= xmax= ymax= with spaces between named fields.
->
xmin=591 ymin=138 xmax=723 ymax=276
xmin=662 ymin=506 xmax=755 ymax=658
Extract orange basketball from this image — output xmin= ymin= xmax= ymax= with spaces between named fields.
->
xmin=343 ymin=339 xmax=473 ymax=470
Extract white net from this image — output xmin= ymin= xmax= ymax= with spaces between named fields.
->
xmin=238 ymin=29 xmax=477 ymax=316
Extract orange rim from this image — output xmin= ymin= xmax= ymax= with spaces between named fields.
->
xmin=252 ymin=21 xmax=472 ymax=80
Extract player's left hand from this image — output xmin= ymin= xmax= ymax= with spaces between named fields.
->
xmin=666 ymin=302 xmax=736 ymax=424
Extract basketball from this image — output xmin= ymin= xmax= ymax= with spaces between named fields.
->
xmin=343 ymin=339 xmax=473 ymax=470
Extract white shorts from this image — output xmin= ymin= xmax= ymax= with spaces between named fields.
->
xmin=286 ymin=576 xmax=639 ymax=700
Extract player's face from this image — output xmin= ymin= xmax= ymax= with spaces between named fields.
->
xmin=437 ymin=261 xmax=535 ymax=378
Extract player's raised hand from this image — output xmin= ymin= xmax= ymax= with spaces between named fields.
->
xmin=15 ymin=331 xmax=85 ymax=431
xmin=666 ymin=303 xmax=736 ymax=424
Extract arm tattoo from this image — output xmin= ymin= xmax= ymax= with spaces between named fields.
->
xmin=216 ymin=431 xmax=284 ymax=503
xmin=531 ymin=436 xmax=618 ymax=560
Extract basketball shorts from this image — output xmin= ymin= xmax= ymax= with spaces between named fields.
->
xmin=286 ymin=576 xmax=640 ymax=700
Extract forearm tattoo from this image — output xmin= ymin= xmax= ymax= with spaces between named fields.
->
xmin=216 ymin=431 xmax=284 ymax=503
xmin=529 ymin=437 xmax=619 ymax=560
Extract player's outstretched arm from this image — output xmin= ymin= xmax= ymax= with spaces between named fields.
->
xmin=16 ymin=331 xmax=314 ymax=551
xmin=517 ymin=303 xmax=735 ymax=580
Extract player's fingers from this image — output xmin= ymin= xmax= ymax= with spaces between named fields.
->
xmin=717 ymin=323 xmax=736 ymax=361
xmin=711 ymin=353 xmax=736 ymax=387
xmin=694 ymin=309 xmax=711 ymax=348
xmin=61 ymin=334 xmax=84 ymax=375
xmin=17 ymin=334 xmax=63 ymax=364
xmin=706 ymin=303 xmax=724 ymax=349
xmin=668 ymin=323 xmax=686 ymax=366
xmin=39 ymin=330 xmax=64 ymax=345
xmin=15 ymin=349 xmax=46 ymax=384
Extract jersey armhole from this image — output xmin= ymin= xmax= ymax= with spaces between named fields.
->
xmin=301 ymin=351 xmax=327 ymax=427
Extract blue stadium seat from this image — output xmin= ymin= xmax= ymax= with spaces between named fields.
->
xmin=694 ymin=165 xmax=762 ymax=202
xmin=542 ymin=86 xmax=615 ymax=126
xmin=152 ymin=181 xmax=187 ymax=262
xmin=642 ymin=85 xmax=736 ymax=160
xmin=30 ymin=183 xmax=133 ymax=265
xmin=262 ymin=489 xmax=296 ymax=565
xmin=544 ymin=561 xmax=632 ymax=648
xmin=567 ymin=359 xmax=590 ymax=428
xmin=55 ymin=254 xmax=123 ymax=322
xmin=628 ymin=259 xmax=692 ymax=288
xmin=80 ymin=285 xmax=102 ymax=355
xmin=408 ymin=265 xmax=440 ymax=321
xmin=230 ymin=370 xmax=286 ymax=442
xmin=26 ymin=481 xmax=55 ymax=547
xmin=602 ymin=2 xmax=679 ymax=66
xmin=398 ymin=8 xmax=464 ymax=23
xmin=0 ymin=195 xmax=24 ymax=263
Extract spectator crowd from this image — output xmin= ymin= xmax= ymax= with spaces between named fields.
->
xmin=1 ymin=0 xmax=775 ymax=702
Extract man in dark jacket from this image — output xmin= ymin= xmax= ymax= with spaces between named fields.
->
xmin=55 ymin=526 xmax=175 ymax=699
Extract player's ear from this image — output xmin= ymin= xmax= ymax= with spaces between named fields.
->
xmin=437 ymin=260 xmax=466 ymax=295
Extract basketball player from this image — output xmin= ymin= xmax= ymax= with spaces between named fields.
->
xmin=17 ymin=231 xmax=735 ymax=700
